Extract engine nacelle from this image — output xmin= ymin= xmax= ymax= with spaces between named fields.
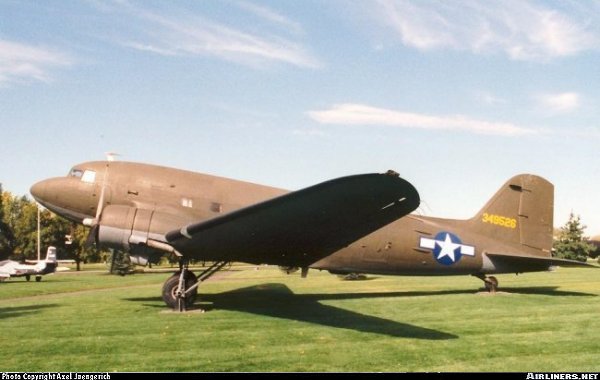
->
xmin=96 ymin=205 xmax=190 ymax=261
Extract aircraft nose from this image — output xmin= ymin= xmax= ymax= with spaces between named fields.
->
xmin=30 ymin=177 xmax=89 ymax=223
xmin=30 ymin=180 xmax=47 ymax=203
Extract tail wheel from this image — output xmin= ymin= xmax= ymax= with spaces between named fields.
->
xmin=484 ymin=276 xmax=498 ymax=292
xmin=162 ymin=271 xmax=198 ymax=309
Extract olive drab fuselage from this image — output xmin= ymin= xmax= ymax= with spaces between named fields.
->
xmin=31 ymin=161 xmax=562 ymax=278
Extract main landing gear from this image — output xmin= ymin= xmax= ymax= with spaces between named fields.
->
xmin=161 ymin=260 xmax=229 ymax=312
xmin=475 ymin=274 xmax=499 ymax=293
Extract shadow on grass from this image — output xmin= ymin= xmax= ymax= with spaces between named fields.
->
xmin=126 ymin=284 xmax=459 ymax=340
xmin=488 ymin=286 xmax=597 ymax=297
xmin=0 ymin=304 xmax=59 ymax=320
xmin=125 ymin=282 xmax=597 ymax=339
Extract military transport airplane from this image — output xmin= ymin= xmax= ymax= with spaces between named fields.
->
xmin=30 ymin=161 xmax=592 ymax=310
xmin=0 ymin=246 xmax=58 ymax=282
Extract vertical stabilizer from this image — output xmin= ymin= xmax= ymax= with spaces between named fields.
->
xmin=45 ymin=246 xmax=57 ymax=262
xmin=468 ymin=175 xmax=554 ymax=256
xmin=36 ymin=246 xmax=58 ymax=274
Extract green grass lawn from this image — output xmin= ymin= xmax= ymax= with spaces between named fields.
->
xmin=0 ymin=264 xmax=598 ymax=372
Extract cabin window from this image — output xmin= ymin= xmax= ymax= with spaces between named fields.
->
xmin=181 ymin=198 xmax=193 ymax=208
xmin=69 ymin=168 xmax=83 ymax=178
xmin=81 ymin=170 xmax=96 ymax=183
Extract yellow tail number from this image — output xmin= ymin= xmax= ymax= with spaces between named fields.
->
xmin=482 ymin=213 xmax=517 ymax=229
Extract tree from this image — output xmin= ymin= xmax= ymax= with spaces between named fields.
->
xmin=0 ymin=184 xmax=15 ymax=260
xmin=41 ymin=210 xmax=74 ymax=261
xmin=0 ymin=188 xmax=111 ymax=268
xmin=553 ymin=213 xmax=595 ymax=262
xmin=1 ymin=191 xmax=72 ymax=261
xmin=2 ymin=192 xmax=35 ymax=260
xmin=66 ymin=223 xmax=109 ymax=271
xmin=589 ymin=243 xmax=599 ymax=259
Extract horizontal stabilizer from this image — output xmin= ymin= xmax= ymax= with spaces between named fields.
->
xmin=167 ymin=171 xmax=419 ymax=267
xmin=486 ymin=252 xmax=596 ymax=268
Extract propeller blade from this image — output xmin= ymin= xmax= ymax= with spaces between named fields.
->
xmin=95 ymin=183 xmax=106 ymax=221
xmin=84 ymin=162 xmax=110 ymax=249
xmin=85 ymin=224 xmax=99 ymax=248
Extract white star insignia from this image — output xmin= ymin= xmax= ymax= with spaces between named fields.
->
xmin=419 ymin=232 xmax=476 ymax=264
xmin=435 ymin=233 xmax=461 ymax=262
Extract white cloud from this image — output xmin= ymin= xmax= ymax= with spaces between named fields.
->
xmin=235 ymin=1 xmax=304 ymax=35
xmin=0 ymin=39 xmax=71 ymax=86
xmin=111 ymin=3 xmax=320 ymax=69
xmin=308 ymin=103 xmax=535 ymax=136
xmin=538 ymin=92 xmax=580 ymax=113
xmin=373 ymin=0 xmax=599 ymax=61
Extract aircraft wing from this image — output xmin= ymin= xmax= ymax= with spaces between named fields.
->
xmin=486 ymin=252 xmax=596 ymax=268
xmin=166 ymin=171 xmax=419 ymax=267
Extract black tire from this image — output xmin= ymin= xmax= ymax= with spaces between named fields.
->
xmin=25 ymin=275 xmax=31 ymax=282
xmin=162 ymin=272 xmax=198 ymax=309
xmin=35 ymin=276 xmax=42 ymax=282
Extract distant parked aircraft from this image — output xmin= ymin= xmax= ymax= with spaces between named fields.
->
xmin=0 ymin=246 xmax=58 ymax=282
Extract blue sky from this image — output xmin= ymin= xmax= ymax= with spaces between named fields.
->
xmin=1 ymin=0 xmax=599 ymax=235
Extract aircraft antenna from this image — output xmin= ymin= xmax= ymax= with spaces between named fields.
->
xmin=105 ymin=152 xmax=121 ymax=162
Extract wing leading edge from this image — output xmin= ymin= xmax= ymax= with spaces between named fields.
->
xmin=166 ymin=171 xmax=420 ymax=267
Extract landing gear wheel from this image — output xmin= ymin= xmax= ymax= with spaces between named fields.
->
xmin=162 ymin=271 xmax=198 ymax=310
xmin=484 ymin=276 xmax=498 ymax=293
xmin=35 ymin=276 xmax=42 ymax=282
xmin=25 ymin=275 xmax=31 ymax=282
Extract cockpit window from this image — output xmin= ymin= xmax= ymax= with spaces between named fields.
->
xmin=68 ymin=168 xmax=95 ymax=183
xmin=69 ymin=168 xmax=84 ymax=178
xmin=81 ymin=170 xmax=96 ymax=183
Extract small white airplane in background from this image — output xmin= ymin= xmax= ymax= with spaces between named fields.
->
xmin=0 ymin=246 xmax=59 ymax=282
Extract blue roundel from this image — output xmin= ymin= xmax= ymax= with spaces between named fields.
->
xmin=432 ymin=232 xmax=464 ymax=266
